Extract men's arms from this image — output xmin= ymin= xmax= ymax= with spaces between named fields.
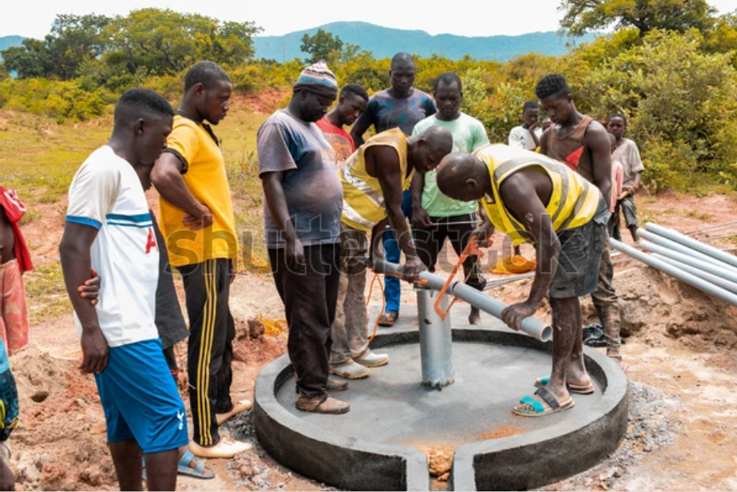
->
xmin=59 ymin=224 xmax=109 ymax=374
xmin=367 ymin=146 xmax=425 ymax=280
xmin=261 ymin=172 xmax=304 ymax=268
xmin=369 ymin=217 xmax=389 ymax=265
xmin=472 ymin=206 xmax=495 ymax=247
xmin=586 ymin=123 xmax=613 ymax=204
xmin=410 ymin=173 xmax=432 ymax=229
xmin=497 ymin=171 xmax=559 ymax=331
xmin=150 ymin=154 xmax=212 ymax=230
xmin=350 ymin=99 xmax=376 ymax=148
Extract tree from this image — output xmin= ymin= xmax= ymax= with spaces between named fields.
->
xmin=105 ymin=9 xmax=260 ymax=76
xmin=572 ymin=29 xmax=737 ymax=190
xmin=46 ymin=14 xmax=112 ymax=80
xmin=300 ymin=29 xmax=344 ymax=64
xmin=559 ymin=0 xmax=717 ymax=38
xmin=1 ymin=39 xmax=54 ymax=78
xmin=703 ymin=12 xmax=737 ymax=67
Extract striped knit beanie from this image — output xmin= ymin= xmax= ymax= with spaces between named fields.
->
xmin=294 ymin=61 xmax=338 ymax=95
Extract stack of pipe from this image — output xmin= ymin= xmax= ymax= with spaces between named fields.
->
xmin=610 ymin=223 xmax=737 ymax=307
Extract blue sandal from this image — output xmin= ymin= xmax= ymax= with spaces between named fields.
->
xmin=142 ymin=450 xmax=215 ymax=480
xmin=513 ymin=387 xmax=575 ymax=418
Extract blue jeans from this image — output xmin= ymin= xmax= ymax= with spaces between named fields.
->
xmin=383 ymin=190 xmax=413 ymax=314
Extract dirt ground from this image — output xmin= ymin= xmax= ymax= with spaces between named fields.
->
xmin=9 ymin=190 xmax=737 ymax=490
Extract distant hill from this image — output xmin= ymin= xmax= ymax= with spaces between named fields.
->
xmin=0 ymin=36 xmax=22 ymax=52
xmin=254 ymin=22 xmax=598 ymax=62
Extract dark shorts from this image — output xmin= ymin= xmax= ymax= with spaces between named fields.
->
xmin=549 ymin=199 xmax=609 ymax=299
xmin=95 ymin=339 xmax=189 ymax=454
xmin=620 ymin=195 xmax=638 ymax=228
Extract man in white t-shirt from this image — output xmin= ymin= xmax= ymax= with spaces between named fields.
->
xmin=60 ymin=88 xmax=187 ymax=491
xmin=508 ymin=101 xmax=543 ymax=151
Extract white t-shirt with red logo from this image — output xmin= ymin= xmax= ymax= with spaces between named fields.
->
xmin=66 ymin=145 xmax=159 ymax=347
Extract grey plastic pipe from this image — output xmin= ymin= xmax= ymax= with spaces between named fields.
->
xmin=638 ymin=240 xmax=737 ymax=284
xmin=372 ymin=259 xmax=552 ymax=342
xmin=645 ymin=222 xmax=737 ymax=269
xmin=651 ymin=254 xmax=737 ymax=295
xmin=610 ymin=239 xmax=737 ymax=307
xmin=637 ymin=229 xmax=737 ymax=272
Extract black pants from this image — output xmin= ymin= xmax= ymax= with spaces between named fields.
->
xmin=414 ymin=214 xmax=487 ymax=291
xmin=178 ymin=259 xmax=235 ymax=447
xmin=268 ymin=244 xmax=340 ymax=401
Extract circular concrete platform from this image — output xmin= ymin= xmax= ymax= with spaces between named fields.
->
xmin=254 ymin=307 xmax=628 ymax=491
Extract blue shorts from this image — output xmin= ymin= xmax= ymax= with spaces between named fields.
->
xmin=94 ymin=339 xmax=189 ymax=454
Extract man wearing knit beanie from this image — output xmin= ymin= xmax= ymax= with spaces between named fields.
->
xmin=258 ymin=62 xmax=350 ymax=414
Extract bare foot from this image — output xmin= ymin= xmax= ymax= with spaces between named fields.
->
xmin=468 ymin=307 xmax=481 ymax=325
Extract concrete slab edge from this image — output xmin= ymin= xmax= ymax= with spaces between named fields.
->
xmin=448 ymin=334 xmax=629 ymax=491
xmin=254 ymin=353 xmax=430 ymax=491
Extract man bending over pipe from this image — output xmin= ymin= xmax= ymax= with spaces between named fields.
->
xmin=332 ymin=126 xmax=453 ymax=380
xmin=436 ymin=144 xmax=607 ymax=417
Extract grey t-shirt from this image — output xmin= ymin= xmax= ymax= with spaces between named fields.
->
xmin=257 ymin=110 xmax=343 ymax=248
xmin=612 ymin=138 xmax=645 ymax=186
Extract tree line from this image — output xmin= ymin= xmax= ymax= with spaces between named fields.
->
xmin=1 ymin=1 xmax=736 ymax=192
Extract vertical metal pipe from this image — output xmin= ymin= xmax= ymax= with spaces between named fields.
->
xmin=416 ymin=287 xmax=455 ymax=389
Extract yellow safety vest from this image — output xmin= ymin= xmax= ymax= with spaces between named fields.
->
xmin=477 ymin=144 xmax=601 ymax=246
xmin=340 ymin=128 xmax=415 ymax=231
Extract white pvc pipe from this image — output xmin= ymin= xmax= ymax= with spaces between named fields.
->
xmin=372 ymin=260 xmax=552 ymax=342
xmin=651 ymin=254 xmax=737 ymax=295
xmin=638 ymin=240 xmax=737 ymax=284
xmin=645 ymin=223 xmax=737 ymax=269
xmin=637 ymin=229 xmax=736 ymax=272
xmin=610 ymin=239 xmax=737 ymax=307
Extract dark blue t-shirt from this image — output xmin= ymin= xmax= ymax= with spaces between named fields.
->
xmin=257 ymin=110 xmax=343 ymax=249
xmin=355 ymin=88 xmax=437 ymax=136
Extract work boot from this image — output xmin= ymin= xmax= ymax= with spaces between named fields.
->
xmin=326 ymin=378 xmax=349 ymax=392
xmin=355 ymin=349 xmax=389 ymax=368
xmin=331 ymin=360 xmax=371 ymax=379
xmin=296 ymin=396 xmax=350 ymax=414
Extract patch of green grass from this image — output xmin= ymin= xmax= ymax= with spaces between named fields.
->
xmin=684 ymin=209 xmax=715 ymax=221
xmin=23 ymin=262 xmax=70 ymax=324
xmin=0 ymin=112 xmax=111 ymax=207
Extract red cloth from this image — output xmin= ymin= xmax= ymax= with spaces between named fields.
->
xmin=0 ymin=186 xmax=33 ymax=274
xmin=316 ymin=117 xmax=356 ymax=163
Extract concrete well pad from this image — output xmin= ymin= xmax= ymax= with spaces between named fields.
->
xmin=254 ymin=306 xmax=628 ymax=491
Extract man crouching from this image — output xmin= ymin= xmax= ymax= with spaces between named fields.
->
xmin=437 ymin=144 xmax=608 ymax=417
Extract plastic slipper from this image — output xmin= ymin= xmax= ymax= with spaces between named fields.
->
xmin=535 ymin=376 xmax=595 ymax=395
xmin=513 ymin=387 xmax=575 ymax=418
xmin=377 ymin=311 xmax=398 ymax=327
xmin=143 ymin=451 xmax=216 ymax=480
xmin=178 ymin=450 xmax=215 ymax=479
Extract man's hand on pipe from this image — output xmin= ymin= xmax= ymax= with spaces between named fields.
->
xmin=403 ymin=255 xmax=427 ymax=283
xmin=501 ymin=300 xmax=538 ymax=332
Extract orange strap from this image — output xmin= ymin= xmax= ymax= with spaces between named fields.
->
xmin=434 ymin=241 xmax=487 ymax=319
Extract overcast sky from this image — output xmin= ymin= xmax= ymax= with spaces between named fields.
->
xmin=3 ymin=0 xmax=736 ymax=39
